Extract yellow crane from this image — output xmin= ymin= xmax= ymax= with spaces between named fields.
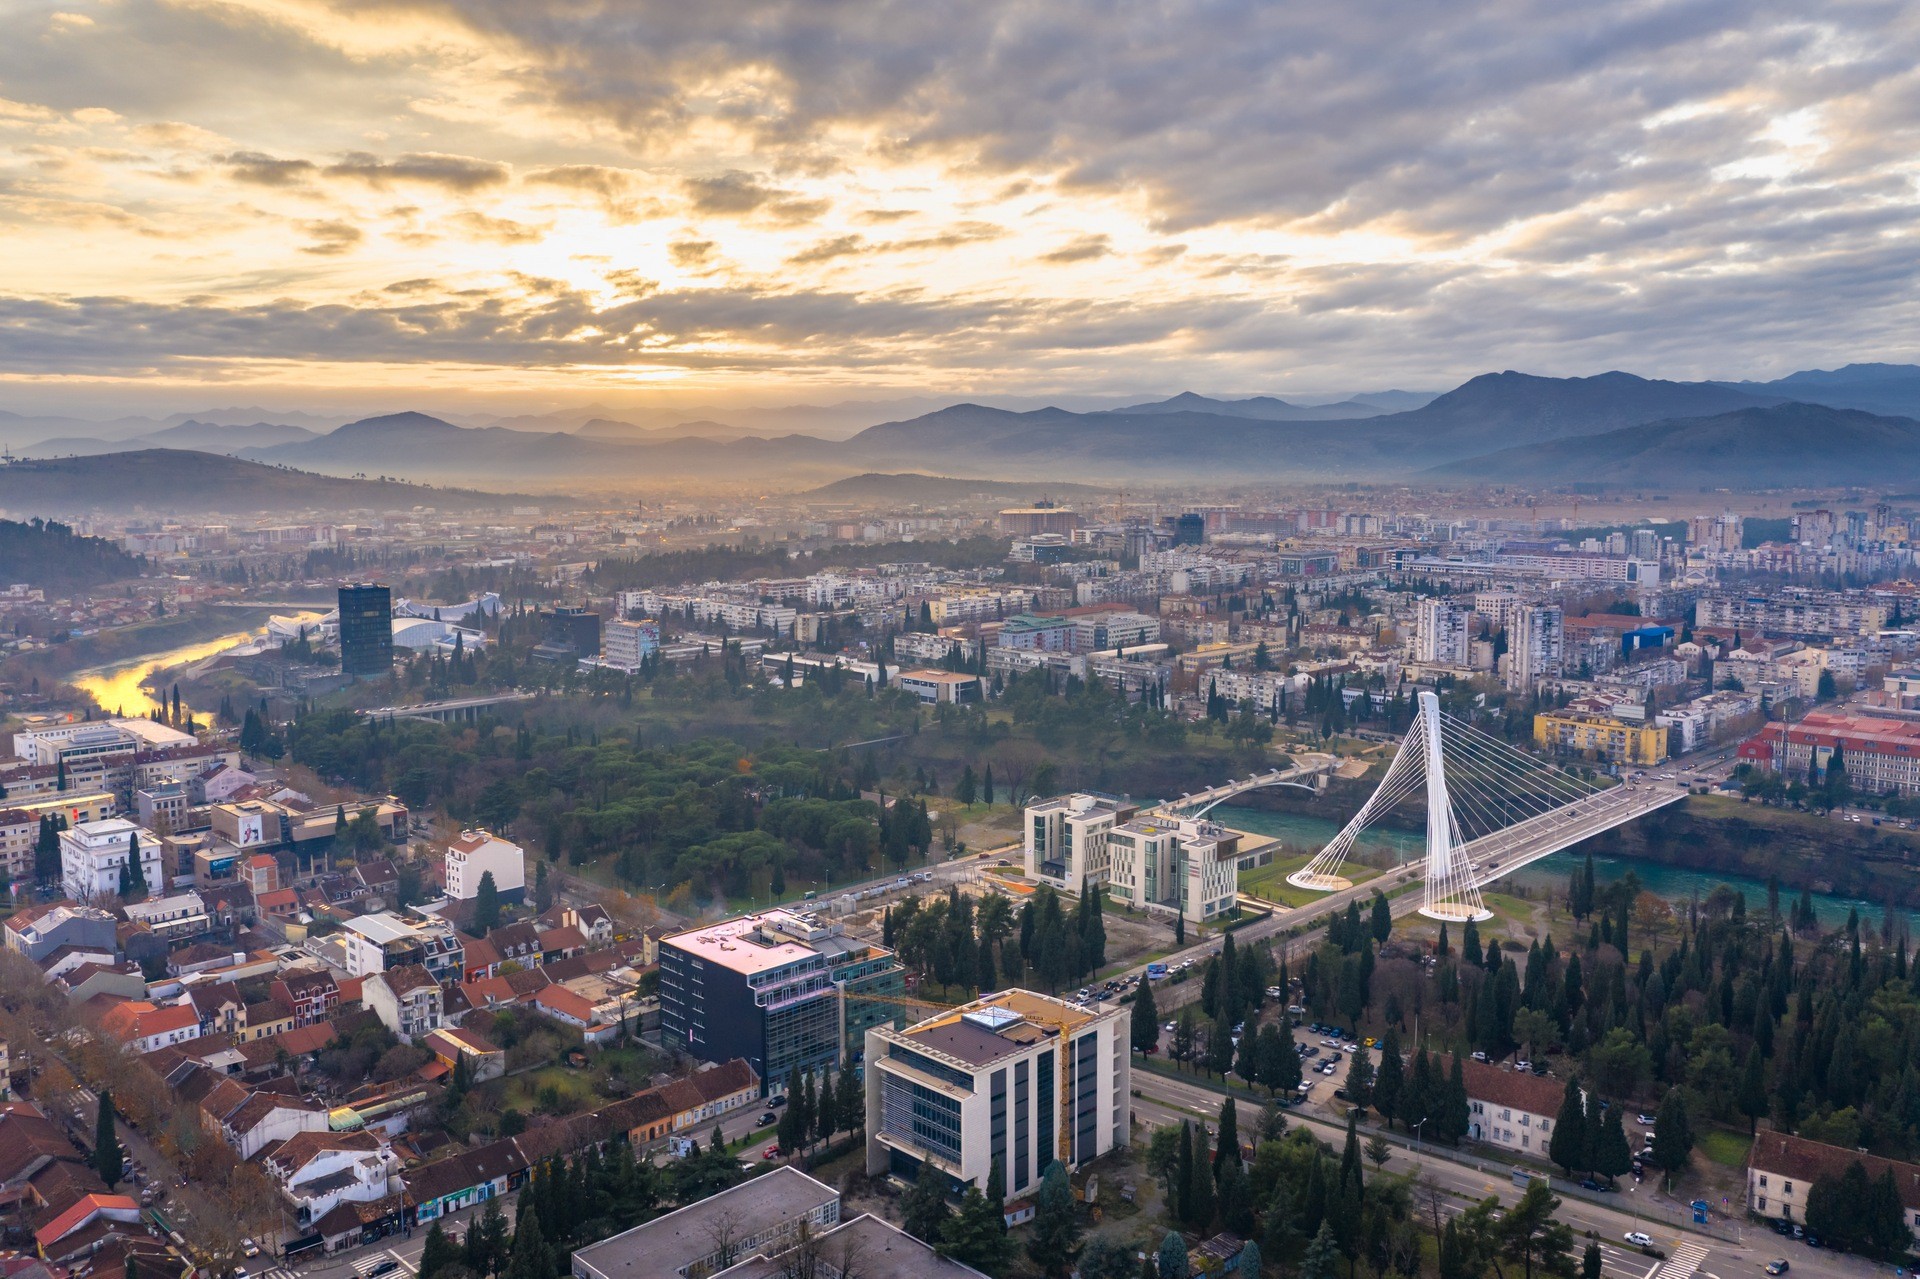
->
xmin=840 ymin=988 xmax=1082 ymax=1164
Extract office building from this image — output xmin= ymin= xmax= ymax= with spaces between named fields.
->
xmin=864 ymin=989 xmax=1129 ymax=1199
xmin=338 ymin=583 xmax=395 ymax=677
xmin=997 ymin=506 xmax=1080 ymax=536
xmin=1173 ymin=513 xmax=1206 ymax=546
xmin=538 ymin=606 xmax=602 ymax=660
xmin=572 ymin=1167 xmax=842 ymax=1279
xmin=996 ymin=614 xmax=1074 ymax=652
xmin=59 ymin=817 xmax=164 ymax=902
xmin=1023 ymin=793 xmax=1137 ymax=892
xmin=444 ymin=829 xmax=526 ymax=903
xmin=896 ymin=670 xmax=983 ymax=705
xmin=600 ymin=618 xmax=660 ymax=672
xmin=1739 ymin=710 xmax=1920 ymax=798
xmin=1106 ymin=814 xmax=1243 ymax=924
xmin=1505 ymin=603 xmax=1564 ymax=690
xmin=657 ymin=908 xmax=906 ymax=1087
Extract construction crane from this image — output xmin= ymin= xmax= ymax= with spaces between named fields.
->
xmin=841 ymin=988 xmax=1083 ymax=1164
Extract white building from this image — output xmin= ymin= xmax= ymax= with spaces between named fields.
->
xmin=59 ymin=817 xmax=163 ymax=902
xmin=1505 ymin=604 xmax=1564 ymax=691
xmin=1024 ymin=793 xmax=1136 ymax=892
xmin=1412 ymin=597 xmax=1472 ymax=666
xmin=339 ymin=910 xmax=464 ymax=982
xmin=444 ymin=829 xmax=526 ymax=903
xmin=599 ymin=618 xmax=660 ymax=672
xmin=1106 ymin=815 xmax=1243 ymax=924
xmin=1441 ymin=1053 xmax=1571 ymax=1156
xmin=364 ymin=963 xmax=443 ymax=1043
xmin=263 ymin=1131 xmax=401 ymax=1229
xmin=864 ymin=990 xmax=1129 ymax=1200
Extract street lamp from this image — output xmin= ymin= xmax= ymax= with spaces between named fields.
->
xmin=1412 ymin=1118 xmax=1427 ymax=1159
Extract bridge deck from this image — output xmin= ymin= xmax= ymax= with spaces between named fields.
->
xmin=1457 ymin=784 xmax=1688 ymax=889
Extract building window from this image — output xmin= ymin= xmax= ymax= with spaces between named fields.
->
xmin=1783 ymin=1181 xmax=1793 ymax=1195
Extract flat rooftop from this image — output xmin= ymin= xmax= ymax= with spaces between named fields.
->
xmin=662 ymin=911 xmax=820 ymax=978
xmin=711 ymin=1213 xmax=988 ymax=1279
xmin=571 ymin=1166 xmax=837 ymax=1279
xmin=891 ymin=988 xmax=1102 ymax=1070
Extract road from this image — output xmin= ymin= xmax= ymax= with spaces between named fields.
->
xmin=1127 ymin=1068 xmax=1886 ymax=1279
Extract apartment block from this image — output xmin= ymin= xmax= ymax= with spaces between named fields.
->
xmin=1533 ymin=710 xmax=1668 ymax=766
xmin=444 ymin=829 xmax=526 ymax=903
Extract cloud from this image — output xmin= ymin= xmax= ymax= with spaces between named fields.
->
xmin=449 ymin=211 xmax=547 ymax=242
xmin=299 ymin=220 xmax=363 ymax=255
xmin=322 ymin=151 xmax=510 ymax=191
xmin=525 ymin=164 xmax=637 ymax=198
xmin=668 ymin=239 xmax=717 ymax=267
xmin=680 ymin=170 xmax=828 ymax=224
xmin=1040 ymin=234 xmax=1111 ymax=263
xmin=220 ymin=151 xmax=318 ymax=187
xmin=786 ymin=235 xmax=867 ymax=265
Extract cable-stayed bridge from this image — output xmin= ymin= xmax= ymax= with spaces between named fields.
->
xmin=1287 ymin=690 xmax=1686 ymax=920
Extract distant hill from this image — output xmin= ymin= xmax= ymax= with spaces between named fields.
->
xmin=798 ymin=473 xmax=1110 ymax=504
xmin=0 ymin=517 xmax=143 ymax=589
xmin=0 ymin=450 xmax=534 ymax=515
xmin=1429 ymin=402 xmax=1920 ymax=486
xmin=1715 ymin=363 xmax=1920 ymax=420
xmin=21 ymin=419 xmax=320 ymax=458
xmin=1104 ymin=392 xmax=1384 ymax=420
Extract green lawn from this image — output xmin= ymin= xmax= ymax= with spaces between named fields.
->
xmin=1241 ymin=850 xmax=1383 ymax=907
xmin=1698 ymin=1129 xmax=1754 ymax=1167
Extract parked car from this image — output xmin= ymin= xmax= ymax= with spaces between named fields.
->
xmin=1636 ymin=1113 xmax=1657 ymax=1125
xmin=1472 ymin=1051 xmax=1489 ymax=1063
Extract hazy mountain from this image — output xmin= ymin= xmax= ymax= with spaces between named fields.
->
xmin=1344 ymin=390 xmax=1439 ymax=412
xmin=1104 ymin=391 xmax=1385 ymax=420
xmin=0 ymin=450 xmax=534 ymax=515
xmin=574 ymin=417 xmax=763 ymax=442
xmin=1430 ymin=402 xmax=1920 ymax=487
xmin=1715 ymin=363 xmax=1920 ymax=420
xmin=798 ymin=472 xmax=1111 ymax=503
xmin=160 ymin=406 xmax=348 ymax=432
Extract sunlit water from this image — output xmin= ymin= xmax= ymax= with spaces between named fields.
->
xmin=70 ymin=623 xmax=286 ymax=716
xmin=1213 ymin=802 xmax=1920 ymax=935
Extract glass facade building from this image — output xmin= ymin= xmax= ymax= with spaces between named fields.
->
xmin=339 ymin=582 xmax=394 ymax=677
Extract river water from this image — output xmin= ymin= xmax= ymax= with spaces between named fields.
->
xmin=1212 ymin=802 xmax=1920 ymax=935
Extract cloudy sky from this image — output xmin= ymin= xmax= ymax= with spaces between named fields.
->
xmin=2 ymin=0 xmax=1918 ymax=411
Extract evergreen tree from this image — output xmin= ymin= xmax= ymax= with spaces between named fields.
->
xmin=1463 ymin=918 xmax=1483 ymax=967
xmin=982 ymin=764 xmax=994 ymax=806
xmin=1344 ymin=1045 xmax=1375 ymax=1109
xmin=1582 ymin=1242 xmax=1603 ymax=1279
xmin=473 ymin=870 xmax=500 ymax=935
xmin=985 ymin=1157 xmax=1007 ymax=1235
xmin=418 ymin=1222 xmax=458 ymax=1279
xmin=1214 ymin=1096 xmax=1241 ymax=1175
xmin=1173 ymin=1121 xmax=1193 ymax=1223
xmin=1028 ymin=1159 xmax=1084 ymax=1277
xmin=1371 ymin=890 xmax=1391 ymax=943
xmin=1737 ymin=1046 xmax=1768 ymax=1135
xmin=1592 ymin=1101 xmax=1632 ymax=1182
xmin=505 ymin=1204 xmax=554 ymax=1279
xmin=1158 ymin=1231 xmax=1192 ymax=1279
xmin=976 ymin=934 xmax=997 ymax=993
xmin=93 ymin=1090 xmax=123 ymax=1188
xmin=1549 ymin=1077 xmax=1589 ymax=1174
xmin=1651 ymin=1088 xmax=1694 ymax=1174
xmin=1185 ymin=1128 xmax=1216 ymax=1230
xmin=1175 ymin=912 xmax=1185 ymax=946
xmin=478 ymin=1196 xmax=511 ymax=1277
xmin=122 ymin=831 xmax=147 ymax=898
xmin=1132 ymin=978 xmax=1160 ymax=1054
xmin=1443 ymin=1054 xmax=1470 ymax=1143
xmin=1236 ymin=1239 xmax=1263 ymax=1279
xmin=903 ymin=1158 xmax=951 ymax=1243
xmin=534 ymin=861 xmax=553 ymax=913
xmin=1301 ymin=1222 xmax=1341 ymax=1279
xmin=1373 ymin=1026 xmax=1403 ymax=1127
xmin=940 ymin=1185 xmax=1016 ymax=1272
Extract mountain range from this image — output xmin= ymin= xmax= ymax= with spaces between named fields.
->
xmin=6 ymin=362 xmax=1920 ymax=491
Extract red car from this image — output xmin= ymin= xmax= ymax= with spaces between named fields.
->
xmin=762 ymin=1143 xmax=781 ymax=1160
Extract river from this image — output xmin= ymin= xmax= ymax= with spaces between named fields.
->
xmin=69 ymin=613 xmax=320 ymax=716
xmin=1212 ymin=802 xmax=1920 ymax=936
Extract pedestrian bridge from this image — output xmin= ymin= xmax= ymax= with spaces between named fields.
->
xmin=1158 ymin=757 xmax=1337 ymax=818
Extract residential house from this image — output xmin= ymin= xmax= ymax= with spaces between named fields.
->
xmin=422 ymin=1026 xmax=505 ymax=1083
xmin=99 ymin=1001 xmax=201 ymax=1054
xmin=1746 ymin=1131 xmax=1920 ymax=1248
xmin=272 ymin=968 xmax=342 ymax=1026
xmin=261 ymin=1129 xmax=400 ymax=1229
xmin=365 ymin=964 xmax=442 ymax=1043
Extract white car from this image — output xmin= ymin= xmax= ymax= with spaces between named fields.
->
xmin=1625 ymin=1233 xmax=1654 ymax=1248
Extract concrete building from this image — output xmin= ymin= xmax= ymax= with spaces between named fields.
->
xmin=59 ymin=817 xmax=163 ymax=902
xmin=444 ymin=829 xmax=526 ymax=903
xmin=1739 ymin=710 xmax=1920 ymax=798
xmin=896 ymin=670 xmax=983 ymax=705
xmin=1106 ymin=814 xmax=1243 ymax=924
xmin=1746 ymin=1132 xmax=1920 ymax=1248
xmin=1697 ymin=590 xmax=1889 ymax=639
xmin=1533 ymin=710 xmax=1668 ymax=767
xmin=3 ymin=902 xmax=117 ymax=963
xmin=996 ymin=614 xmax=1074 ymax=652
xmin=657 ymin=908 xmax=906 ymax=1087
xmin=1505 ymin=604 xmax=1564 ymax=691
xmin=339 ymin=583 xmax=395 ymax=677
xmin=1023 ymin=793 xmax=1137 ymax=892
xmin=864 ymin=990 xmax=1129 ymax=1200
xmin=572 ymin=1166 xmax=841 ymax=1279
xmin=364 ymin=963 xmax=443 ymax=1043
xmin=340 ymin=910 xmax=464 ymax=982
xmin=998 ymin=507 xmax=1081 ymax=536
xmin=1412 ymin=597 xmax=1473 ymax=666
xmin=599 ymin=618 xmax=660 ymax=672
xmin=1438 ymin=1054 xmax=1568 ymax=1157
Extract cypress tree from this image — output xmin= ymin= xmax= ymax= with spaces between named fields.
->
xmin=93 ymin=1090 xmax=124 ymax=1188
xmin=1131 ymin=977 xmax=1160 ymax=1054
xmin=1549 ymin=1076 xmax=1589 ymax=1174
xmin=1214 ymin=1096 xmax=1241 ymax=1175
xmin=1373 ymin=1025 xmax=1403 ymax=1127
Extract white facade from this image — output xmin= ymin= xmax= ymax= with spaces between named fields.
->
xmin=600 ymin=618 xmax=660 ymax=672
xmin=1412 ymin=597 xmax=1472 ymax=666
xmin=59 ymin=817 xmax=163 ymax=902
xmin=271 ymin=1140 xmax=401 ymax=1227
xmin=1024 ymin=794 xmax=1134 ymax=891
xmin=1505 ymin=604 xmax=1564 ymax=691
xmin=444 ymin=829 xmax=526 ymax=901
xmin=865 ymin=991 xmax=1129 ymax=1200
xmin=1107 ymin=815 xmax=1243 ymax=924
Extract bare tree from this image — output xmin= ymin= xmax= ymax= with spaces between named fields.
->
xmin=698 ymin=1208 xmax=746 ymax=1278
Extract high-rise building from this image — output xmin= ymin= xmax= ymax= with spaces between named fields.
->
xmin=1173 ymin=513 xmax=1206 ymax=546
xmin=864 ymin=989 xmax=1129 ymax=1199
xmin=1505 ymin=604 xmax=1564 ymax=690
xmin=1412 ymin=597 xmax=1472 ymax=666
xmin=658 ymin=908 xmax=906 ymax=1087
xmin=338 ymin=583 xmax=393 ymax=677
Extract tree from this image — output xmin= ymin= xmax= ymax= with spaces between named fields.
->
xmin=534 ymin=861 xmax=553 ymax=913
xmin=1373 ymin=1026 xmax=1403 ymax=1127
xmin=1548 ymin=1077 xmax=1589 ymax=1175
xmin=1497 ymin=1180 xmax=1574 ymax=1279
xmin=473 ymin=870 xmax=501 ymax=935
xmin=1078 ymin=1237 xmax=1137 ymax=1279
xmin=1158 ymin=1231 xmax=1192 ymax=1279
xmin=93 ymin=1090 xmax=124 ymax=1188
xmin=1650 ymin=1087 xmax=1694 ymax=1175
xmin=940 ymin=1185 xmax=1015 ymax=1272
xmin=476 ymin=1195 xmax=511 ymax=1276
xmin=1185 ymin=1125 xmax=1216 ymax=1230
xmin=903 ymin=1158 xmax=951 ymax=1243
xmin=1258 ymin=1023 xmax=1299 ymax=1096
xmin=1027 ymin=1159 xmax=1083 ymax=1277
xmin=419 ymin=1222 xmax=459 ymax=1279
xmin=1237 ymin=1239 xmax=1263 ymax=1279
xmin=1173 ymin=1006 xmax=1199 ymax=1068
xmin=1147 ymin=1125 xmax=1183 ymax=1207
xmin=1582 ymin=1242 xmax=1603 ymax=1279
xmin=1371 ymin=891 xmax=1391 ymax=943
xmin=1132 ymin=978 xmax=1160 ymax=1054
xmin=1344 ymin=1045 xmax=1375 ymax=1109
xmin=1737 ymin=1046 xmax=1768 ymax=1136
xmin=505 ymin=1204 xmax=554 ymax=1279
xmin=1207 ymin=1013 xmax=1236 ymax=1076
xmin=121 ymin=831 xmax=147 ymax=899
xmin=1592 ymin=1102 xmax=1632 ymax=1183
xmin=1214 ymin=1096 xmax=1242 ymax=1175
xmin=1301 ymin=1221 xmax=1341 ymax=1279
xmin=1173 ymin=1122 xmax=1194 ymax=1223
xmin=1175 ymin=912 xmax=1185 ymax=946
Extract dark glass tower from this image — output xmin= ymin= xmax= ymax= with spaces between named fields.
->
xmin=338 ymin=582 xmax=393 ymax=677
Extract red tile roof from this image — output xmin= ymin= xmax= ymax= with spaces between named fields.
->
xmin=1748 ymin=1133 xmax=1920 ymax=1211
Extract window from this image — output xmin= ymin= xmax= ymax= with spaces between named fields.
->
xmin=1759 ymin=1176 xmax=1768 ymax=1189
xmin=1783 ymin=1181 xmax=1793 ymax=1195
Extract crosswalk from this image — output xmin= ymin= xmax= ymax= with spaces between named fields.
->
xmin=1652 ymin=1239 xmax=1710 ymax=1279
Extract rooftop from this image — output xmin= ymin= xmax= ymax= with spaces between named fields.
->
xmin=712 ymin=1212 xmax=989 ymax=1279
xmin=571 ymin=1166 xmax=838 ymax=1279
xmin=663 ymin=909 xmax=854 ymax=978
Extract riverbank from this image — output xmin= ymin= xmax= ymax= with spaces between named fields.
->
xmin=3 ymin=606 xmax=277 ymax=712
